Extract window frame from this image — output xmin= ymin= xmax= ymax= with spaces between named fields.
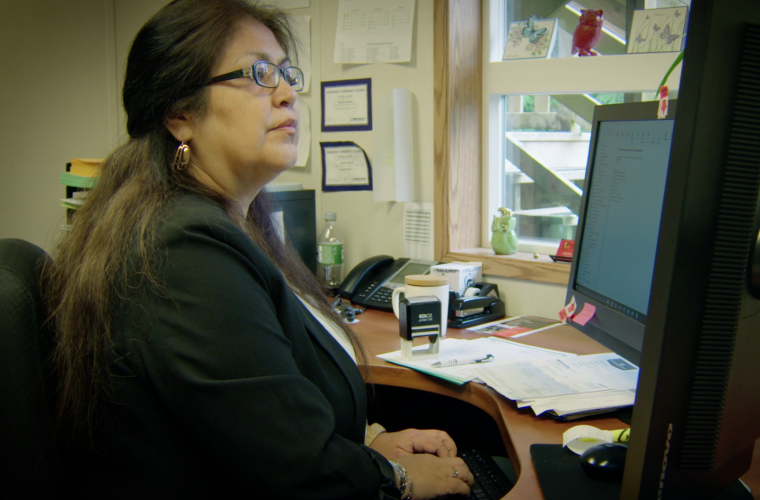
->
xmin=434 ymin=0 xmax=683 ymax=286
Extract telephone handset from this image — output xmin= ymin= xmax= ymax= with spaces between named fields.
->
xmin=338 ymin=255 xmax=439 ymax=312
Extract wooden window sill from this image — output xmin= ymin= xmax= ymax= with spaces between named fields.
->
xmin=441 ymin=248 xmax=570 ymax=285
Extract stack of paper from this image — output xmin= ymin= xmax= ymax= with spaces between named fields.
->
xmin=60 ymin=190 xmax=89 ymax=211
xmin=60 ymin=160 xmax=102 ymax=232
xmin=472 ymin=353 xmax=638 ymax=419
xmin=377 ymin=337 xmax=576 ymax=386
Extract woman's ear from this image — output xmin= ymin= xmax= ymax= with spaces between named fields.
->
xmin=164 ymin=111 xmax=194 ymax=142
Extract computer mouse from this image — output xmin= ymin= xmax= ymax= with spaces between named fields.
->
xmin=579 ymin=442 xmax=627 ymax=481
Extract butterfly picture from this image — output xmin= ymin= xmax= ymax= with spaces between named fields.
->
xmin=627 ymin=7 xmax=687 ymax=54
xmin=660 ymin=24 xmax=680 ymax=44
xmin=504 ymin=16 xmax=557 ymax=59
xmin=522 ymin=15 xmax=547 ymax=43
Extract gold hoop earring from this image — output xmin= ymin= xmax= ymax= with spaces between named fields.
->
xmin=171 ymin=141 xmax=191 ymax=172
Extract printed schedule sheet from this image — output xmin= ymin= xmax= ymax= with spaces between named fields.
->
xmin=333 ymin=0 xmax=416 ymax=64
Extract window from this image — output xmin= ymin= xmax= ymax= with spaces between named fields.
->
xmin=501 ymin=91 xmax=651 ymax=250
xmin=484 ymin=0 xmax=688 ymax=256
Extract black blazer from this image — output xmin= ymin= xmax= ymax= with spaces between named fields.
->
xmin=82 ymin=194 xmax=395 ymax=499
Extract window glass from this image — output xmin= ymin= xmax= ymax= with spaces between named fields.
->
xmin=503 ymin=0 xmax=691 ymax=60
xmin=490 ymin=0 xmax=689 ymax=250
xmin=503 ymin=91 xmax=667 ymax=243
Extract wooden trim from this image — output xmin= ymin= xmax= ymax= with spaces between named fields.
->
xmin=443 ymin=248 xmax=571 ymax=285
xmin=434 ymin=0 xmax=482 ymax=260
xmin=433 ymin=2 xmax=570 ymax=287
xmin=433 ymin=2 xmax=450 ymax=260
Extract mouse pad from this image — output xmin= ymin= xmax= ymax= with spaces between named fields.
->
xmin=530 ymin=444 xmax=622 ymax=500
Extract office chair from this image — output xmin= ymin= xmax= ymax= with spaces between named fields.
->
xmin=0 ymin=238 xmax=64 ymax=495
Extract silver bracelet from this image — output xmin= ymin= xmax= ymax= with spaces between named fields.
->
xmin=402 ymin=472 xmax=414 ymax=500
xmin=389 ymin=461 xmax=413 ymax=499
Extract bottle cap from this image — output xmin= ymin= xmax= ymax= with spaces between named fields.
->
xmin=325 ymin=212 xmax=337 ymax=220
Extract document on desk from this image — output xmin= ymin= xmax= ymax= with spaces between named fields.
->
xmin=378 ymin=337 xmax=576 ymax=386
xmin=519 ymin=389 xmax=636 ymax=417
xmin=472 ymin=353 xmax=638 ymax=415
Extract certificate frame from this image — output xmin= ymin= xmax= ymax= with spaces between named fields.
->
xmin=320 ymin=141 xmax=373 ymax=192
xmin=321 ymin=78 xmax=372 ymax=132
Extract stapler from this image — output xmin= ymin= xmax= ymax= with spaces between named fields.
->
xmin=448 ymin=282 xmax=506 ymax=328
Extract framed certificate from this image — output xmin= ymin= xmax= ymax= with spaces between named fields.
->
xmin=320 ymin=141 xmax=373 ymax=192
xmin=321 ymin=78 xmax=372 ymax=132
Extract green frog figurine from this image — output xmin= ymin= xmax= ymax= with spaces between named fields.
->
xmin=491 ymin=207 xmax=518 ymax=255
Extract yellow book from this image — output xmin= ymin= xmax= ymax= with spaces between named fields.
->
xmin=69 ymin=158 xmax=103 ymax=177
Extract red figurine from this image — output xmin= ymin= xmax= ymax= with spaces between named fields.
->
xmin=572 ymin=9 xmax=604 ymax=56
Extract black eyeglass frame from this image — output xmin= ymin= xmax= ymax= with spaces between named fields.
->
xmin=206 ymin=60 xmax=304 ymax=92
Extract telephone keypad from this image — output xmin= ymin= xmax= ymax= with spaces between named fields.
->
xmin=370 ymin=287 xmax=393 ymax=304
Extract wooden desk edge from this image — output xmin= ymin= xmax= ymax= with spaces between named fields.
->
xmin=362 ymin=362 xmax=541 ymax=500
xmin=354 ymin=310 xmax=635 ymax=500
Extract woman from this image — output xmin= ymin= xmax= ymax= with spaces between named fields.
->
xmin=46 ymin=0 xmax=473 ymax=498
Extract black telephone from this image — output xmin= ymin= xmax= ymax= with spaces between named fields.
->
xmin=338 ymin=256 xmax=439 ymax=312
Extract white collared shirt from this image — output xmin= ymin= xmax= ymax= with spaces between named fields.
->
xmin=295 ymin=295 xmax=357 ymax=364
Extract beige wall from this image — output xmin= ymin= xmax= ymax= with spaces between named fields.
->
xmin=0 ymin=0 xmax=431 ymax=264
xmin=0 ymin=0 xmax=118 ymax=249
xmin=0 ymin=0 xmax=564 ymax=318
xmin=299 ymin=1 xmax=435 ymax=270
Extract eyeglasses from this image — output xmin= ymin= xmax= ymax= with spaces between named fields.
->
xmin=206 ymin=60 xmax=304 ymax=92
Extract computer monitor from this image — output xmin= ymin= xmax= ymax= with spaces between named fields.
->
xmin=566 ymin=1 xmax=760 ymax=498
xmin=566 ymin=101 xmax=676 ymax=367
xmin=268 ymin=189 xmax=317 ymax=274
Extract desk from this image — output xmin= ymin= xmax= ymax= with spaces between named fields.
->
xmin=351 ymin=309 xmax=760 ymax=500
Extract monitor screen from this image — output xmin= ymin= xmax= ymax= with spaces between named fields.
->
xmin=575 ymin=118 xmax=674 ymax=324
xmin=566 ymin=102 xmax=677 ymax=365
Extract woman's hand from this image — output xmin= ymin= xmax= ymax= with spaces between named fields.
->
xmin=370 ymin=428 xmax=457 ymax=459
xmin=396 ymin=454 xmax=473 ymax=499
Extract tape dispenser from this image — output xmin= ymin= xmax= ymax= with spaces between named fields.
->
xmin=448 ymin=282 xmax=506 ymax=328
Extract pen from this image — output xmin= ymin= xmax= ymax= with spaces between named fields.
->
xmin=432 ymin=354 xmax=494 ymax=367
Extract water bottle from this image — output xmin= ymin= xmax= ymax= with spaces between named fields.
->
xmin=317 ymin=212 xmax=343 ymax=290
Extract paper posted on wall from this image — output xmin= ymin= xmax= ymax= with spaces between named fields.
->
xmin=333 ymin=0 xmax=416 ymax=64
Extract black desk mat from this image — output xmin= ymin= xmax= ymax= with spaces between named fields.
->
xmin=530 ymin=444 xmax=622 ymax=500
xmin=530 ymin=444 xmax=753 ymax=500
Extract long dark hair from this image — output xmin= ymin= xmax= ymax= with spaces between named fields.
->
xmin=47 ymin=0 xmax=363 ymax=452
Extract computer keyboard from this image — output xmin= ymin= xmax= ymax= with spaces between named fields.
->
xmin=457 ymin=449 xmax=514 ymax=500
